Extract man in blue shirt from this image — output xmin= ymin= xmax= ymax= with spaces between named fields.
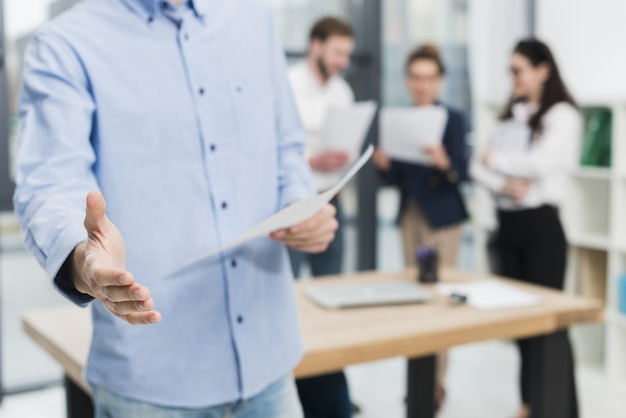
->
xmin=14 ymin=0 xmax=338 ymax=416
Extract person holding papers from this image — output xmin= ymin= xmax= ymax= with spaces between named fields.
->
xmin=13 ymin=1 xmax=338 ymax=417
xmin=373 ymin=44 xmax=469 ymax=410
xmin=288 ymin=16 xmax=356 ymax=418
xmin=471 ymin=39 xmax=581 ymax=418
xmin=374 ymin=44 xmax=468 ymax=269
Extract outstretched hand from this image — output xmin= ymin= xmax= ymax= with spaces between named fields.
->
xmin=70 ymin=191 xmax=161 ymax=325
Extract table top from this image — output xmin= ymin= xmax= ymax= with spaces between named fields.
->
xmin=22 ymin=267 xmax=603 ymax=393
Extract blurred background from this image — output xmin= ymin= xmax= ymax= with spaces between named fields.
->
xmin=1 ymin=0 xmax=625 ymax=417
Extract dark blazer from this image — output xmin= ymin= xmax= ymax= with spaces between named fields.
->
xmin=384 ymin=106 xmax=469 ymax=229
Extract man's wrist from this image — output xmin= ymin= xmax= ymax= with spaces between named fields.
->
xmin=69 ymin=242 xmax=88 ymax=295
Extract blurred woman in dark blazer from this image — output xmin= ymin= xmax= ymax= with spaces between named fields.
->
xmin=374 ymin=44 xmax=469 ymax=410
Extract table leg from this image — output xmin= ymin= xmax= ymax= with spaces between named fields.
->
xmin=406 ymin=355 xmax=436 ymax=418
xmin=529 ymin=330 xmax=579 ymax=418
xmin=65 ymin=375 xmax=94 ymax=418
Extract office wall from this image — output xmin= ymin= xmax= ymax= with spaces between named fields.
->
xmin=537 ymin=0 xmax=626 ymax=102
xmin=467 ymin=0 xmax=530 ymax=106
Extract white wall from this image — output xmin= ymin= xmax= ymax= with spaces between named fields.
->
xmin=467 ymin=0 xmax=529 ymax=106
xmin=537 ymin=0 xmax=626 ymax=103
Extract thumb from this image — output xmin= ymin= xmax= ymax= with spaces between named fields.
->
xmin=84 ymin=191 xmax=108 ymax=234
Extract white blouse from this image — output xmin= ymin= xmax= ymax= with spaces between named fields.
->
xmin=471 ymin=101 xmax=582 ymax=210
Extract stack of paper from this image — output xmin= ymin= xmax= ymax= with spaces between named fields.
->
xmin=436 ymin=280 xmax=540 ymax=310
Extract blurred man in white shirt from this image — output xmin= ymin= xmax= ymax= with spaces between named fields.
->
xmin=287 ymin=16 xmax=357 ymax=418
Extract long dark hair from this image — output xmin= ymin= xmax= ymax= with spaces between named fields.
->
xmin=500 ymin=39 xmax=577 ymax=135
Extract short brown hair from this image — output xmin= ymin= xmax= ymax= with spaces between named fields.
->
xmin=406 ymin=43 xmax=446 ymax=76
xmin=310 ymin=17 xmax=353 ymax=42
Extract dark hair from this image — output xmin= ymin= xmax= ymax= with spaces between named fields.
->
xmin=310 ymin=17 xmax=353 ymax=42
xmin=500 ymin=38 xmax=577 ymax=135
xmin=405 ymin=44 xmax=446 ymax=76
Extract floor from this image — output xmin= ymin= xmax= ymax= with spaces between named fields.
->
xmin=2 ymin=342 xmax=625 ymax=418
xmin=1 ymin=190 xmax=625 ymax=417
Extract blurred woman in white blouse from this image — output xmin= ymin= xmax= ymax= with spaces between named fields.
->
xmin=471 ymin=39 xmax=581 ymax=418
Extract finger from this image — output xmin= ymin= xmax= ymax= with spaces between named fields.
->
xmin=289 ymin=205 xmax=336 ymax=234
xmin=103 ymin=298 xmax=155 ymax=316
xmin=269 ymin=229 xmax=288 ymax=240
xmin=281 ymin=224 xmax=338 ymax=245
xmin=84 ymin=191 xmax=108 ymax=234
xmin=91 ymin=265 xmax=135 ymax=287
xmin=289 ymin=236 xmax=335 ymax=253
xmin=287 ymin=216 xmax=329 ymax=237
xmin=98 ymin=283 xmax=150 ymax=303
xmin=124 ymin=311 xmax=162 ymax=325
xmin=281 ymin=229 xmax=336 ymax=248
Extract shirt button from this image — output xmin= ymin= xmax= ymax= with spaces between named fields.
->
xmin=184 ymin=33 xmax=189 ymax=41
xmin=231 ymin=259 xmax=237 ymax=268
xmin=160 ymin=1 xmax=168 ymax=9
xmin=210 ymin=144 xmax=216 ymax=152
xmin=237 ymin=316 xmax=244 ymax=324
xmin=147 ymin=15 xmax=154 ymax=23
xmin=199 ymin=87 xmax=205 ymax=95
xmin=221 ymin=201 xmax=228 ymax=210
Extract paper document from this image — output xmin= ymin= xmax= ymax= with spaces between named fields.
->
xmin=380 ymin=106 xmax=448 ymax=165
xmin=183 ymin=145 xmax=374 ymax=267
xmin=320 ymin=101 xmax=377 ymax=160
xmin=436 ymin=280 xmax=540 ymax=310
xmin=490 ymin=119 xmax=531 ymax=154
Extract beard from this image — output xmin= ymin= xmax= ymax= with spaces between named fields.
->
xmin=316 ymin=57 xmax=331 ymax=82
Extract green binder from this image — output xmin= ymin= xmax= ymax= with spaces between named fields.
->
xmin=580 ymin=108 xmax=612 ymax=167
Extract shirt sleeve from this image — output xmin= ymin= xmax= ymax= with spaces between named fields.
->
xmin=14 ymin=31 xmax=98 ymax=306
xmin=437 ymin=110 xmax=469 ymax=186
xmin=488 ymin=104 xmax=582 ymax=179
xmin=268 ymin=14 xmax=316 ymax=208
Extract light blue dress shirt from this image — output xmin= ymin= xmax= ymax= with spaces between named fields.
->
xmin=14 ymin=0 xmax=315 ymax=408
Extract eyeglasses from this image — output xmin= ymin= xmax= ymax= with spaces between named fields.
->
xmin=407 ymin=74 xmax=441 ymax=83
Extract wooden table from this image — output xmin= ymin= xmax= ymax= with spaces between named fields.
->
xmin=23 ymin=268 xmax=603 ymax=418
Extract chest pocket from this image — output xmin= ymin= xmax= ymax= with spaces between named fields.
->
xmin=231 ymin=78 xmax=276 ymax=155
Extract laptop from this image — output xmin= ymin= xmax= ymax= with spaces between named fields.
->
xmin=304 ymin=281 xmax=434 ymax=309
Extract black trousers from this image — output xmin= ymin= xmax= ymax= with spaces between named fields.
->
xmin=296 ymin=372 xmax=352 ymax=418
xmin=497 ymin=206 xmax=579 ymax=418
xmin=291 ymin=199 xmax=352 ymax=418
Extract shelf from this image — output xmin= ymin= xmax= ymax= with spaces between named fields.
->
xmin=607 ymin=312 xmax=626 ymax=328
xmin=578 ymin=101 xmax=626 ymax=108
xmin=569 ymin=234 xmax=612 ymax=251
xmin=573 ymin=167 xmax=613 ymax=180
xmin=564 ymin=177 xmax=611 ymax=239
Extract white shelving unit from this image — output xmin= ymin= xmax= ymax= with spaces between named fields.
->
xmin=470 ymin=101 xmax=626 ymax=384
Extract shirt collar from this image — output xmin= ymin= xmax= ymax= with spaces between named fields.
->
xmin=121 ymin=0 xmax=209 ymax=24
xmin=512 ymin=101 xmax=539 ymax=122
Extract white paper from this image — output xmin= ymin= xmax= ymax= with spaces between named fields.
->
xmin=490 ymin=119 xmax=531 ymax=154
xmin=436 ymin=279 xmax=540 ymax=310
xmin=320 ymin=101 xmax=377 ymax=161
xmin=380 ymin=106 xmax=448 ymax=165
xmin=182 ymin=145 xmax=374 ymax=267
